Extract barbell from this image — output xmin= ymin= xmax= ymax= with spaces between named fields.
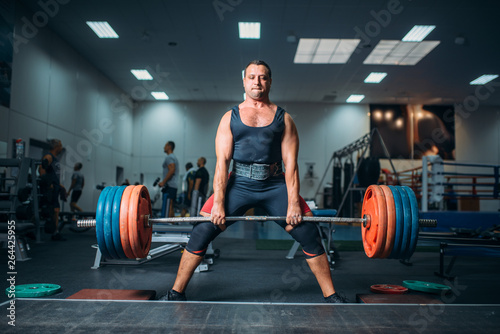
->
xmin=77 ymin=184 xmax=436 ymax=260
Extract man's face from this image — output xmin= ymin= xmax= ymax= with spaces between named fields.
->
xmin=243 ymin=64 xmax=272 ymax=100
xmin=164 ymin=143 xmax=169 ymax=153
xmin=197 ymin=158 xmax=203 ymax=167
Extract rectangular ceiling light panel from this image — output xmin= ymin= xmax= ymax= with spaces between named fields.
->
xmin=364 ymin=72 xmax=387 ymax=83
xmin=239 ymin=22 xmax=261 ymax=39
xmin=86 ymin=21 xmax=119 ymax=38
xmin=131 ymin=69 xmax=153 ymax=80
xmin=470 ymin=74 xmax=498 ymax=85
xmin=363 ymin=40 xmax=439 ymax=65
xmin=402 ymin=25 xmax=436 ymax=42
xmin=346 ymin=94 xmax=365 ymax=103
xmin=151 ymin=92 xmax=169 ymax=100
xmin=294 ymin=38 xmax=360 ymax=64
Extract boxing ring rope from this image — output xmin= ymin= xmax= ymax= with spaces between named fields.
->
xmin=421 ymin=156 xmax=499 ymax=212
xmin=380 ymin=156 xmax=499 ymax=212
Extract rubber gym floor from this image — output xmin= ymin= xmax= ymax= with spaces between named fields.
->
xmin=2 ymin=222 xmax=500 ymax=333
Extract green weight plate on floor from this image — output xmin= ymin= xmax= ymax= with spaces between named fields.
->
xmin=6 ymin=283 xmax=62 ymax=298
xmin=396 ymin=187 xmax=411 ymax=260
xmin=388 ymin=185 xmax=403 ymax=259
xmin=403 ymin=186 xmax=419 ymax=260
xmin=104 ymin=186 xmax=119 ymax=259
xmin=403 ymin=280 xmax=451 ymax=294
xmin=96 ymin=187 xmax=112 ymax=259
xmin=112 ymin=186 xmax=127 ymax=259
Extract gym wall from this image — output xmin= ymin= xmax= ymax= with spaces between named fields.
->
xmin=1 ymin=3 xmax=499 ymax=213
xmin=1 ymin=4 xmax=135 ymax=212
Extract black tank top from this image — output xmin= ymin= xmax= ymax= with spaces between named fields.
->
xmin=230 ymin=105 xmax=285 ymax=164
xmin=46 ymin=152 xmax=61 ymax=185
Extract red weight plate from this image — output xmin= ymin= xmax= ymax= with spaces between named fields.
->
xmin=128 ymin=185 xmax=153 ymax=258
xmin=379 ymin=185 xmax=396 ymax=259
xmin=120 ymin=186 xmax=135 ymax=259
xmin=370 ymin=284 xmax=408 ymax=294
xmin=137 ymin=185 xmax=152 ymax=257
xmin=361 ymin=185 xmax=387 ymax=258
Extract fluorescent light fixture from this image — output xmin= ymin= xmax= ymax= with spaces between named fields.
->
xmin=294 ymin=38 xmax=360 ymax=64
xmin=151 ymin=92 xmax=169 ymax=100
xmin=470 ymin=74 xmax=499 ymax=85
xmin=363 ymin=40 xmax=440 ymax=65
xmin=131 ymin=69 xmax=153 ymax=80
xmin=86 ymin=21 xmax=119 ymax=38
xmin=402 ymin=25 xmax=435 ymax=42
xmin=364 ymin=72 xmax=387 ymax=83
xmin=346 ymin=94 xmax=365 ymax=103
xmin=239 ymin=22 xmax=261 ymax=39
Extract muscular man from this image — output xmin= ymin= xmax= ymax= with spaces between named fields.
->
xmin=162 ymin=60 xmax=346 ymax=303
xmin=39 ymin=139 xmax=66 ymax=241
xmin=158 ymin=141 xmax=179 ymax=218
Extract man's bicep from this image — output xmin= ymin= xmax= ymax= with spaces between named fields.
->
xmin=215 ymin=112 xmax=233 ymax=162
xmin=281 ymin=113 xmax=299 ymax=166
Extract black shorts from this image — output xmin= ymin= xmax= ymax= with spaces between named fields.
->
xmin=50 ymin=185 xmax=60 ymax=209
xmin=71 ymin=190 xmax=82 ymax=203
xmin=186 ymin=174 xmax=324 ymax=258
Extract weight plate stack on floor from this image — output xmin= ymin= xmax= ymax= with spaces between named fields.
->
xmin=402 ymin=280 xmax=451 ymax=294
xmin=6 ymin=284 xmax=62 ymax=298
xmin=370 ymin=284 xmax=408 ymax=294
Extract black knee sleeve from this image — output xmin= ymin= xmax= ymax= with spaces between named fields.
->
xmin=185 ymin=222 xmax=222 ymax=256
xmin=289 ymin=222 xmax=325 ymax=259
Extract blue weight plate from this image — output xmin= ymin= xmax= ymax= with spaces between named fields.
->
xmin=104 ymin=186 xmax=119 ymax=259
xmin=388 ymin=185 xmax=403 ymax=259
xmin=96 ymin=187 xmax=112 ymax=258
xmin=403 ymin=186 xmax=419 ymax=260
xmin=396 ymin=187 xmax=411 ymax=260
xmin=112 ymin=186 xmax=127 ymax=259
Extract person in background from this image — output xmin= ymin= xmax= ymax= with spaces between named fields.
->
xmin=158 ymin=141 xmax=179 ymax=217
xmin=39 ymin=139 xmax=66 ymax=241
xmin=190 ymin=157 xmax=209 ymax=216
xmin=67 ymin=162 xmax=84 ymax=212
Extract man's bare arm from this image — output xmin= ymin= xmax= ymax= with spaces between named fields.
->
xmin=211 ymin=111 xmax=233 ymax=226
xmin=281 ymin=112 xmax=302 ymax=227
xmin=159 ymin=163 xmax=175 ymax=187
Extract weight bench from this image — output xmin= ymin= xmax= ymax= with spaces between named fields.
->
xmin=435 ymin=241 xmax=500 ymax=279
xmin=91 ymin=223 xmax=214 ymax=272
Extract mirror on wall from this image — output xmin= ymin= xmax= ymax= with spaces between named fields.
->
xmin=0 ymin=1 xmax=14 ymax=108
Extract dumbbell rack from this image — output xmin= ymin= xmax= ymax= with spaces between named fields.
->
xmin=0 ymin=158 xmax=42 ymax=261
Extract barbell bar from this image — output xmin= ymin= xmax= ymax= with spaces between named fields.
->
xmin=78 ymin=214 xmax=436 ymax=228
xmin=77 ymin=185 xmax=437 ymax=261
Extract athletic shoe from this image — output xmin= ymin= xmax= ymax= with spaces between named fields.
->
xmin=324 ymin=292 xmax=348 ymax=303
xmin=159 ymin=289 xmax=187 ymax=301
